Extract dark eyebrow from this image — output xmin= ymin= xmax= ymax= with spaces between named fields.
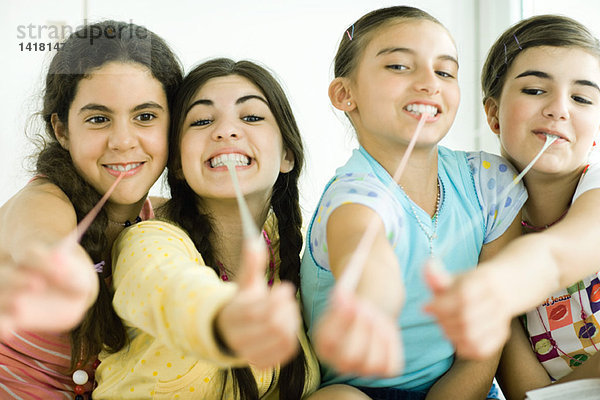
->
xmin=575 ymin=79 xmax=600 ymax=92
xmin=516 ymin=70 xmax=600 ymax=92
xmin=186 ymin=95 xmax=269 ymax=115
xmin=78 ymin=104 xmax=111 ymax=115
xmin=515 ymin=70 xmax=551 ymax=80
xmin=186 ymin=99 xmax=212 ymax=115
xmin=132 ymin=102 xmax=165 ymax=112
xmin=78 ymin=102 xmax=165 ymax=115
xmin=376 ymin=47 xmax=414 ymax=57
xmin=376 ymin=47 xmax=459 ymax=67
xmin=236 ymin=94 xmax=268 ymax=106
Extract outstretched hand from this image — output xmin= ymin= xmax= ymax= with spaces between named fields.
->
xmin=312 ymin=285 xmax=403 ymax=378
xmin=423 ymin=258 xmax=511 ymax=359
xmin=216 ymin=236 xmax=300 ymax=369
xmin=0 ymin=241 xmax=99 ymax=338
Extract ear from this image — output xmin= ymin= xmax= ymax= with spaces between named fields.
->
xmin=484 ymin=97 xmax=500 ymax=135
xmin=280 ymin=148 xmax=295 ymax=174
xmin=51 ymin=113 xmax=70 ymax=150
xmin=328 ymin=77 xmax=355 ymax=112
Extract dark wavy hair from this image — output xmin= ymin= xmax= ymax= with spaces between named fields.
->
xmin=162 ymin=58 xmax=307 ymax=400
xmin=482 ymin=14 xmax=600 ymax=104
xmin=35 ymin=20 xmax=182 ymax=369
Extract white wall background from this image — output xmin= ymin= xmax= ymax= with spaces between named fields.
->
xmin=2 ymin=0 xmax=598 ymax=220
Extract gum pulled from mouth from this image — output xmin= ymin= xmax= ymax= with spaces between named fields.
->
xmin=210 ymin=153 xmax=250 ymax=168
xmin=543 ymin=133 xmax=560 ymax=141
xmin=405 ymin=104 xmax=439 ymax=117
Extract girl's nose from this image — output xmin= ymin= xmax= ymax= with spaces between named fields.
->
xmin=211 ymin=120 xmax=240 ymax=141
xmin=542 ymin=95 xmax=570 ymax=121
xmin=414 ymin=68 xmax=441 ymax=96
xmin=108 ymin=121 xmax=137 ymax=150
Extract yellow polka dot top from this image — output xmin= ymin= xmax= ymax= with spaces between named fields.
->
xmin=93 ymin=218 xmax=320 ymax=399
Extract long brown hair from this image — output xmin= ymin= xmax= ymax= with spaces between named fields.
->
xmin=163 ymin=58 xmax=307 ymax=400
xmin=36 ymin=20 xmax=183 ymax=368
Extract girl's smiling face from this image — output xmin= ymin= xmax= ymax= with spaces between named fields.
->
xmin=59 ymin=61 xmax=169 ymax=205
xmin=345 ymin=19 xmax=460 ymax=158
xmin=489 ymin=46 xmax=600 ymax=175
xmin=180 ymin=75 xmax=293 ymax=203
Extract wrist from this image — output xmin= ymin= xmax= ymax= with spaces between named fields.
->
xmin=213 ymin=313 xmax=235 ymax=356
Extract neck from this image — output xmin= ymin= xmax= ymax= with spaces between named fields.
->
xmin=104 ymin=197 xmax=146 ymax=226
xmin=392 ymin=146 xmax=439 ymax=217
xmin=103 ymin=197 xmax=147 ymax=255
xmin=201 ymin=195 xmax=270 ymax=279
xmin=521 ymin=168 xmax=582 ymax=228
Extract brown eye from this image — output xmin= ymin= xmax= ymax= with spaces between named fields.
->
xmin=136 ymin=113 xmax=156 ymax=122
xmin=86 ymin=116 xmax=109 ymax=124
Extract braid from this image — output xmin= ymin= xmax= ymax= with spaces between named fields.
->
xmin=35 ymin=142 xmax=127 ymax=368
xmin=271 ymin=173 xmax=303 ymax=287
xmin=271 ymin=167 xmax=307 ymax=400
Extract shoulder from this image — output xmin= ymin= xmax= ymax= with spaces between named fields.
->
xmin=574 ymin=161 xmax=600 ymax=202
xmin=465 ymin=151 xmax=515 ymax=175
xmin=115 ymin=220 xmax=198 ymax=255
xmin=119 ymin=220 xmax=192 ymax=241
xmin=0 ymin=178 xmax=76 ymax=237
xmin=319 ymin=171 xmax=401 ymax=222
xmin=19 ymin=177 xmax=73 ymax=208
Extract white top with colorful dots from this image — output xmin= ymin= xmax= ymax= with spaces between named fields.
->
xmin=94 ymin=218 xmax=320 ymax=400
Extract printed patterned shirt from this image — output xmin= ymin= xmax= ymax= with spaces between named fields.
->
xmin=524 ymin=161 xmax=600 ymax=380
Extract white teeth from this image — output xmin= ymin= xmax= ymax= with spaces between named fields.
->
xmin=106 ymin=162 xmax=142 ymax=172
xmin=210 ymin=153 xmax=250 ymax=168
xmin=544 ymin=133 xmax=560 ymax=140
xmin=405 ymin=104 xmax=438 ymax=117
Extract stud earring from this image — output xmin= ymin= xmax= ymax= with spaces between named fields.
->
xmin=347 ymin=101 xmax=352 ymax=106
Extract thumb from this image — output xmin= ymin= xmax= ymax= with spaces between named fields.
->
xmin=237 ymin=234 xmax=268 ymax=292
xmin=424 ymin=257 xmax=453 ymax=295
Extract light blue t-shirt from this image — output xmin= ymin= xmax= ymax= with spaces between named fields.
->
xmin=300 ymin=146 xmax=527 ymax=391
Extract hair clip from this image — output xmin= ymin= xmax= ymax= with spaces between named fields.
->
xmin=93 ymin=261 xmax=105 ymax=273
xmin=504 ymin=43 xmax=508 ymax=64
xmin=346 ymin=24 xmax=355 ymax=41
xmin=513 ymin=34 xmax=522 ymax=50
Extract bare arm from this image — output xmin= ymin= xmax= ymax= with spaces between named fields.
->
xmin=0 ymin=180 xmax=98 ymax=334
xmin=327 ymin=203 xmax=404 ymax=314
xmin=0 ymin=180 xmax=79 ymax=254
xmin=312 ymin=203 xmax=404 ymax=377
xmin=480 ymin=189 xmax=600 ymax=315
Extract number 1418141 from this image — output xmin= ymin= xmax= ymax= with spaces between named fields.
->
xmin=19 ymin=42 xmax=64 ymax=52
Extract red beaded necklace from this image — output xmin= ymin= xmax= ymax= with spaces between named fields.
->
xmin=521 ymin=208 xmax=569 ymax=231
xmin=216 ymin=229 xmax=276 ymax=286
